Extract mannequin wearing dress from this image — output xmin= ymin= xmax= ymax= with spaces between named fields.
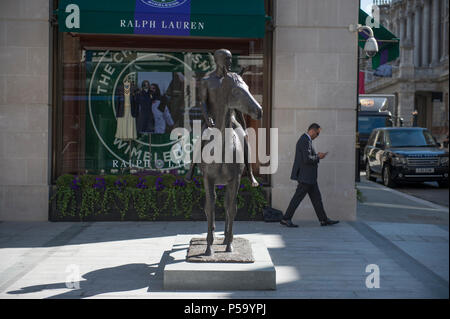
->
xmin=115 ymin=79 xmax=137 ymax=140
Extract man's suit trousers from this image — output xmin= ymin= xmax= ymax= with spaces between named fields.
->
xmin=283 ymin=182 xmax=328 ymax=222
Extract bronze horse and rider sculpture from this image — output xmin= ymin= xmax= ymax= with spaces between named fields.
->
xmin=186 ymin=49 xmax=263 ymax=256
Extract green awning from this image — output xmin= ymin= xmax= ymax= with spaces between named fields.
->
xmin=358 ymin=9 xmax=399 ymax=69
xmin=58 ymin=0 xmax=267 ymax=39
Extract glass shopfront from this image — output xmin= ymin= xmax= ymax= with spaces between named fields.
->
xmin=52 ymin=0 xmax=273 ymax=183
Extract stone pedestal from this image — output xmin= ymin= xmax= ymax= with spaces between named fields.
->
xmin=186 ymin=237 xmax=255 ymax=263
xmin=164 ymin=235 xmax=276 ymax=291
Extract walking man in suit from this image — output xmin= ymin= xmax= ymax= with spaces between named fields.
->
xmin=280 ymin=123 xmax=339 ymax=227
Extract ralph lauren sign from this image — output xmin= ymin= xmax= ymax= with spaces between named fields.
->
xmin=58 ymin=0 xmax=267 ymax=38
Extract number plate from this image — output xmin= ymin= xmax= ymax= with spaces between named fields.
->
xmin=415 ymin=168 xmax=435 ymax=173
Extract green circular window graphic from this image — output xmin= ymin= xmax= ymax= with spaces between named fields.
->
xmin=85 ymin=50 xmax=213 ymax=173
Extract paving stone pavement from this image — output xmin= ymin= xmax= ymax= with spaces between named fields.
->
xmin=0 ymin=219 xmax=447 ymax=299
xmin=0 ymin=179 xmax=448 ymax=299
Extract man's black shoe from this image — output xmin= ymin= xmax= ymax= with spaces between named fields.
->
xmin=280 ymin=219 xmax=299 ymax=228
xmin=320 ymin=219 xmax=339 ymax=226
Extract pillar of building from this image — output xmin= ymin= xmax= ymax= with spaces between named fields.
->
xmin=422 ymin=0 xmax=431 ymax=67
xmin=414 ymin=1 xmax=422 ymax=67
xmin=431 ymin=0 xmax=441 ymax=65
xmin=406 ymin=4 xmax=414 ymax=46
xmin=392 ymin=8 xmax=399 ymax=39
xmin=398 ymin=86 xmax=416 ymax=127
xmin=400 ymin=3 xmax=414 ymax=71
xmin=441 ymin=0 xmax=449 ymax=61
xmin=399 ymin=16 xmax=406 ymax=45
xmin=272 ymin=0 xmax=357 ymax=221
xmin=400 ymin=30 xmax=415 ymax=79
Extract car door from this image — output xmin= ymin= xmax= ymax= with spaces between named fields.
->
xmin=373 ymin=130 xmax=385 ymax=174
xmin=366 ymin=130 xmax=379 ymax=171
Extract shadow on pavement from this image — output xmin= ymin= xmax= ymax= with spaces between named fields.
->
xmin=6 ymin=248 xmax=183 ymax=298
xmin=0 ymin=221 xmax=207 ymax=249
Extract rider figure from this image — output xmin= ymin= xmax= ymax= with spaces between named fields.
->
xmin=185 ymin=49 xmax=259 ymax=187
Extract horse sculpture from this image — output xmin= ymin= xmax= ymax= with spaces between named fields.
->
xmin=199 ymin=72 xmax=263 ymax=256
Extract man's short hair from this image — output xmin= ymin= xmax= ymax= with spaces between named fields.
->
xmin=308 ymin=123 xmax=321 ymax=131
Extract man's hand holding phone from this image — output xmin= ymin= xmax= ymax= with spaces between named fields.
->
xmin=318 ymin=152 xmax=328 ymax=159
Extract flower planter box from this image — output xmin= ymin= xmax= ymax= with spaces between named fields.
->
xmin=49 ymin=175 xmax=268 ymax=222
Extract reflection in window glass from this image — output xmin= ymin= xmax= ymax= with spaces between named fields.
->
xmin=387 ymin=129 xmax=437 ymax=147
xmin=60 ymin=47 xmax=264 ymax=177
xmin=358 ymin=116 xmax=387 ymax=134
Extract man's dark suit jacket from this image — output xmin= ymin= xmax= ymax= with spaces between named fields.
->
xmin=290 ymin=133 xmax=320 ymax=184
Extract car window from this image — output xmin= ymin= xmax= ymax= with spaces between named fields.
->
xmin=375 ymin=131 xmax=384 ymax=146
xmin=367 ymin=131 xmax=377 ymax=146
xmin=387 ymin=129 xmax=437 ymax=147
xmin=385 ymin=132 xmax=391 ymax=147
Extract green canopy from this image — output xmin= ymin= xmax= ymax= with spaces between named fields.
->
xmin=58 ymin=0 xmax=267 ymax=39
xmin=358 ymin=9 xmax=399 ymax=69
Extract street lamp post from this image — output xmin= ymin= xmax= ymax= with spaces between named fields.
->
xmin=349 ymin=23 xmax=379 ymax=182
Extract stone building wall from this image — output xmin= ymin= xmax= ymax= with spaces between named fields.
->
xmin=0 ymin=0 xmax=51 ymax=221
xmin=271 ymin=0 xmax=358 ymax=221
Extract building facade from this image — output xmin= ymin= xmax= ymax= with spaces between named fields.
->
xmin=365 ymin=0 xmax=449 ymax=142
xmin=0 ymin=1 xmax=51 ymax=220
xmin=0 ymin=0 xmax=359 ymax=222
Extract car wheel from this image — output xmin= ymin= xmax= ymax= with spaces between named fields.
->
xmin=382 ymin=165 xmax=396 ymax=188
xmin=365 ymin=162 xmax=377 ymax=182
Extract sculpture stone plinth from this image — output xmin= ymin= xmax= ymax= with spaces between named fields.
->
xmin=163 ymin=235 xmax=276 ymax=291
xmin=186 ymin=237 xmax=254 ymax=263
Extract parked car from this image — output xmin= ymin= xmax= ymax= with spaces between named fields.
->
xmin=358 ymin=95 xmax=403 ymax=167
xmin=358 ymin=110 xmax=393 ymax=166
xmin=364 ymin=127 xmax=449 ymax=188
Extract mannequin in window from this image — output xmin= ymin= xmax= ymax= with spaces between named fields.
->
xmin=115 ymin=77 xmax=138 ymax=140
xmin=136 ymin=80 xmax=155 ymax=134
xmin=150 ymin=83 xmax=174 ymax=134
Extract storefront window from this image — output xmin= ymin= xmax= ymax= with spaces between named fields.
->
xmin=54 ymin=33 xmax=269 ymax=181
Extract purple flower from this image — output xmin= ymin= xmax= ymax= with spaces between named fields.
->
xmin=193 ymin=177 xmax=201 ymax=188
xmin=155 ymin=177 xmax=165 ymax=191
xmin=217 ymin=185 xmax=224 ymax=190
xmin=240 ymin=184 xmax=245 ymax=189
xmin=71 ymin=176 xmax=81 ymax=190
xmin=173 ymin=179 xmax=186 ymax=187
xmin=115 ymin=179 xmax=127 ymax=191
xmin=93 ymin=177 xmax=106 ymax=190
xmin=137 ymin=177 xmax=148 ymax=190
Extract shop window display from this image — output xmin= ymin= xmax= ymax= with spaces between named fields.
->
xmin=56 ymin=35 xmax=267 ymax=180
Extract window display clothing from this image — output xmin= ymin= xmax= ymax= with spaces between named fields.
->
xmin=114 ymin=83 xmax=138 ymax=118
xmin=136 ymin=90 xmax=155 ymax=133
xmin=165 ymin=72 xmax=185 ymax=127
xmin=115 ymin=83 xmax=137 ymax=140
xmin=152 ymin=99 xmax=174 ymax=134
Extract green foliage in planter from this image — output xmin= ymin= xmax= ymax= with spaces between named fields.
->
xmin=240 ymin=178 xmax=268 ymax=218
xmin=132 ymin=187 xmax=160 ymax=220
xmin=50 ymin=173 xmax=268 ymax=221
xmin=50 ymin=174 xmax=78 ymax=218
xmin=103 ymin=182 xmax=133 ymax=221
